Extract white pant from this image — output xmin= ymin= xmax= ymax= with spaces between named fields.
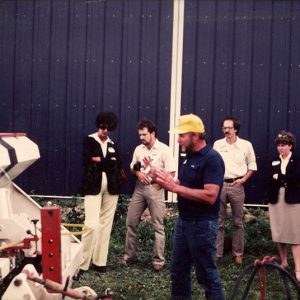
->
xmin=80 ymin=174 xmax=118 ymax=270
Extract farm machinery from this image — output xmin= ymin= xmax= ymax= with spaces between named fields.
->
xmin=0 ymin=133 xmax=111 ymax=299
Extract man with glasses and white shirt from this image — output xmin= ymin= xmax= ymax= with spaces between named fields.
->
xmin=213 ymin=117 xmax=257 ymax=265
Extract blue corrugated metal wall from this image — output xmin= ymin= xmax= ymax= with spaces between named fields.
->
xmin=0 ymin=0 xmax=173 ymax=195
xmin=182 ymin=0 xmax=300 ymax=203
xmin=1 ymin=0 xmax=300 ymax=203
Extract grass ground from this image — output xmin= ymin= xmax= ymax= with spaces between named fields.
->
xmin=73 ymin=253 xmax=300 ymax=299
xmin=37 ymin=196 xmax=300 ymax=299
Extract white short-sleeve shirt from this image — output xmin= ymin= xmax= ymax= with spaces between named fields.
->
xmin=130 ymin=139 xmax=176 ymax=173
xmin=213 ymin=136 xmax=257 ymax=179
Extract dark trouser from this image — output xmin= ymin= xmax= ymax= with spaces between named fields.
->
xmin=171 ymin=218 xmax=224 ymax=300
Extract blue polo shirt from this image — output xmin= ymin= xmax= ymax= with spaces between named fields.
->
xmin=177 ymin=145 xmax=225 ymax=220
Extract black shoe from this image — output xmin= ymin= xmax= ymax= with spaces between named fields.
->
xmin=72 ymin=269 xmax=86 ymax=281
xmin=91 ymin=263 xmax=107 ymax=273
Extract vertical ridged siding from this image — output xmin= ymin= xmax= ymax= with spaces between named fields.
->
xmin=181 ymin=0 xmax=300 ymax=203
xmin=0 ymin=0 xmax=173 ymax=195
xmin=1 ymin=0 xmax=300 ymax=203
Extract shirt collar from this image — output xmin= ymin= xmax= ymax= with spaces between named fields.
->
xmin=223 ymin=136 xmax=241 ymax=147
xmin=89 ymin=132 xmax=113 ymax=145
xmin=280 ymin=151 xmax=292 ymax=161
xmin=188 ymin=144 xmax=211 ymax=157
xmin=141 ymin=138 xmax=159 ymax=150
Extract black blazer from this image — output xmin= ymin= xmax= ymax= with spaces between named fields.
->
xmin=266 ymin=152 xmax=300 ymax=204
xmin=80 ymin=135 xmax=122 ymax=196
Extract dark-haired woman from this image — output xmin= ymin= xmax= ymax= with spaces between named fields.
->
xmin=266 ymin=131 xmax=300 ymax=282
xmin=77 ymin=111 xmax=122 ymax=276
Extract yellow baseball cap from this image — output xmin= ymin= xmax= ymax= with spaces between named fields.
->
xmin=169 ymin=114 xmax=205 ymax=134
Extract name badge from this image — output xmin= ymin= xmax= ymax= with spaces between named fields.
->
xmin=272 ymin=160 xmax=280 ymax=166
xmin=108 ymin=147 xmax=115 ymax=153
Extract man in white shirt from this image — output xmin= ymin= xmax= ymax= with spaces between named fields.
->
xmin=119 ymin=119 xmax=176 ymax=271
xmin=213 ymin=117 xmax=257 ymax=264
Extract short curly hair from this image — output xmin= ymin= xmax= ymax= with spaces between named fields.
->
xmin=95 ymin=111 xmax=118 ymax=131
xmin=275 ymin=130 xmax=296 ymax=151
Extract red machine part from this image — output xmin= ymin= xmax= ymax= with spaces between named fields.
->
xmin=41 ymin=207 xmax=62 ymax=285
xmin=3 ymin=236 xmax=39 ymax=256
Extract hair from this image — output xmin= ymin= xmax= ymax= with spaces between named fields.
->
xmin=189 ymin=132 xmax=206 ymax=142
xmin=95 ymin=111 xmax=118 ymax=131
xmin=199 ymin=132 xmax=206 ymax=140
xmin=275 ymin=130 xmax=296 ymax=151
xmin=137 ymin=118 xmax=157 ymax=136
xmin=222 ymin=116 xmax=241 ymax=134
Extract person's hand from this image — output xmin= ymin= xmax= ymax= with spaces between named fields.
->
xmin=91 ymin=156 xmax=101 ymax=162
xmin=136 ymin=171 xmax=152 ymax=185
xmin=232 ymin=178 xmax=245 ymax=186
xmin=155 ymin=169 xmax=179 ymax=192
xmin=142 ymin=156 xmax=157 ymax=178
xmin=143 ymin=156 xmax=152 ymax=170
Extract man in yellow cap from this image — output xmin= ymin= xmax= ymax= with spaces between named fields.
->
xmin=146 ymin=114 xmax=225 ymax=299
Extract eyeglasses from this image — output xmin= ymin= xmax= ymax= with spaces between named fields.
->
xmin=99 ymin=125 xmax=109 ymax=130
xmin=222 ymin=126 xmax=234 ymax=131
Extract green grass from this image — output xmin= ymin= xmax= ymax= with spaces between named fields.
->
xmin=37 ymin=196 xmax=300 ymax=299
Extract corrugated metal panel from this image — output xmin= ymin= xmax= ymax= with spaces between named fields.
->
xmin=30 ymin=0 xmax=52 ymax=192
xmin=47 ymin=0 xmax=69 ymax=195
xmin=182 ymin=0 xmax=300 ymax=203
xmin=1 ymin=0 xmax=300 ymax=203
xmin=0 ymin=0 xmax=173 ymax=195
xmin=0 ymin=1 xmax=15 ymax=131
xmin=289 ymin=2 xmax=300 ymax=133
xmin=65 ymin=0 xmax=88 ymax=194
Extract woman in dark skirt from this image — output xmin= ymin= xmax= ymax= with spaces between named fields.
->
xmin=266 ymin=131 xmax=300 ymax=282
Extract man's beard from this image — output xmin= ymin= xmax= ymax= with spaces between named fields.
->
xmin=141 ymin=139 xmax=149 ymax=146
xmin=181 ymin=142 xmax=194 ymax=156
xmin=186 ymin=143 xmax=194 ymax=155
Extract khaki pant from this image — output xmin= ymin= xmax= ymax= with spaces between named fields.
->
xmin=80 ymin=175 xmax=118 ymax=270
xmin=216 ymin=183 xmax=245 ymax=257
xmin=124 ymin=182 xmax=166 ymax=265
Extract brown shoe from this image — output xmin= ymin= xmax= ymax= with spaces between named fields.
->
xmin=117 ymin=258 xmax=138 ymax=266
xmin=153 ymin=264 xmax=164 ymax=272
xmin=117 ymin=258 xmax=128 ymax=266
xmin=235 ymin=256 xmax=243 ymax=265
